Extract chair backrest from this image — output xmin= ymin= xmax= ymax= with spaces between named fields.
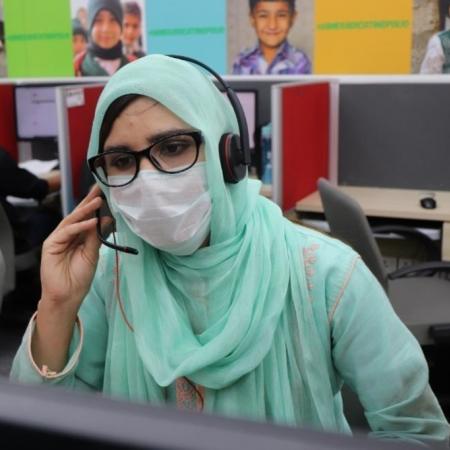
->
xmin=0 ymin=202 xmax=15 ymax=295
xmin=317 ymin=178 xmax=388 ymax=292
xmin=0 ymin=249 xmax=6 ymax=311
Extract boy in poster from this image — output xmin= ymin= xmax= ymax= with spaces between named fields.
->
xmin=420 ymin=0 xmax=450 ymax=73
xmin=233 ymin=0 xmax=311 ymax=74
xmin=122 ymin=2 xmax=145 ymax=59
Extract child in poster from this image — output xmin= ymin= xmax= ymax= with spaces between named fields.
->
xmin=122 ymin=1 xmax=145 ymax=59
xmin=72 ymin=18 xmax=88 ymax=57
xmin=72 ymin=0 xmax=146 ymax=77
xmin=232 ymin=0 xmax=311 ymax=75
xmin=420 ymin=0 xmax=450 ymax=73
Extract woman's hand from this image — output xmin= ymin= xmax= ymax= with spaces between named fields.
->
xmin=31 ymin=185 xmax=113 ymax=373
xmin=40 ymin=184 xmax=106 ymax=311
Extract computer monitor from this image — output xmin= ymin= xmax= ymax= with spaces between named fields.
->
xmin=223 ymin=90 xmax=257 ymax=149
xmin=15 ymin=86 xmax=58 ymax=140
xmin=338 ymin=82 xmax=450 ymax=191
xmin=0 ymin=379 xmax=413 ymax=450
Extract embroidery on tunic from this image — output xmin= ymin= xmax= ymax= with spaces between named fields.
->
xmin=328 ymin=255 xmax=360 ymax=323
xmin=303 ymin=243 xmax=320 ymax=294
xmin=175 ymin=378 xmax=204 ymax=411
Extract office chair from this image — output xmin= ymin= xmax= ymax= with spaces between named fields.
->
xmin=0 ymin=249 xmax=5 ymax=311
xmin=0 ymin=202 xmax=39 ymax=309
xmin=317 ymin=178 xmax=450 ymax=346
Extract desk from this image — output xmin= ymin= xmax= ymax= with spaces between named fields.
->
xmin=295 ymin=186 xmax=450 ymax=262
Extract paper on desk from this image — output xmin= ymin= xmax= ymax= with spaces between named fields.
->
xmin=6 ymin=196 xmax=39 ymax=207
xmin=19 ymin=159 xmax=58 ymax=176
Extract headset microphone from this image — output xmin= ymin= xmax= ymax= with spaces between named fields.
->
xmin=95 ymin=198 xmax=139 ymax=255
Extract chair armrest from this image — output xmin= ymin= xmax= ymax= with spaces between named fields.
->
xmin=388 ymin=261 xmax=450 ymax=280
xmin=372 ymin=225 xmax=440 ymax=260
xmin=429 ymin=324 xmax=450 ymax=345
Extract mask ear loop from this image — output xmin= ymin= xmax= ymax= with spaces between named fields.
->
xmin=112 ymin=233 xmax=135 ymax=333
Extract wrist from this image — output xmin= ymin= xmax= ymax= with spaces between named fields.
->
xmin=37 ymin=297 xmax=80 ymax=323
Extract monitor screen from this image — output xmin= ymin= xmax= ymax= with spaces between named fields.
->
xmin=15 ymin=86 xmax=58 ymax=139
xmin=0 ymin=379 xmax=411 ymax=450
xmin=339 ymin=83 xmax=450 ymax=191
xmin=223 ymin=90 xmax=257 ymax=149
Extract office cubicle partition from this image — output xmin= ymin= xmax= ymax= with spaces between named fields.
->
xmin=271 ymin=80 xmax=339 ymax=210
xmin=56 ymin=84 xmax=105 ymax=216
xmin=0 ymin=83 xmax=18 ymax=159
xmin=338 ymin=78 xmax=450 ymax=192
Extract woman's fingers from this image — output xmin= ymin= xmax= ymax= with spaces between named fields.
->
xmin=56 ymin=196 xmax=102 ymax=230
xmin=100 ymin=215 xmax=114 ymax=232
xmin=46 ymin=218 xmax=98 ymax=252
xmin=79 ymin=183 xmax=102 ymax=206
xmin=83 ymin=215 xmax=112 ymax=253
xmin=57 ymin=183 xmax=103 ymax=224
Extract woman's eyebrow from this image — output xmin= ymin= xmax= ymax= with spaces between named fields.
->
xmin=146 ymin=128 xmax=196 ymax=144
xmin=102 ymin=144 xmax=131 ymax=153
xmin=103 ymin=128 xmax=197 ymax=153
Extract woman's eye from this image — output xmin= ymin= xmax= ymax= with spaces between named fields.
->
xmin=109 ymin=154 xmax=134 ymax=170
xmin=159 ymin=140 xmax=190 ymax=156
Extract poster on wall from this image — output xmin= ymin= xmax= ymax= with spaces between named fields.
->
xmin=0 ymin=0 xmax=6 ymax=77
xmin=71 ymin=0 xmax=147 ymax=77
xmin=314 ymin=0 xmax=413 ymax=74
xmin=228 ymin=0 xmax=313 ymax=75
xmin=146 ymin=0 xmax=227 ymax=74
xmin=415 ymin=0 xmax=450 ymax=74
xmin=3 ymin=0 xmax=73 ymax=77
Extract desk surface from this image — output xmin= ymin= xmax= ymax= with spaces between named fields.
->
xmin=296 ymin=186 xmax=450 ymax=222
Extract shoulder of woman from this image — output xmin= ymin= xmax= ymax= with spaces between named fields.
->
xmin=293 ymin=224 xmax=358 ymax=265
xmin=290 ymin=224 xmax=361 ymax=299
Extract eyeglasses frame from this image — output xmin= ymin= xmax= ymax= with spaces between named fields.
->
xmin=88 ymin=130 xmax=203 ymax=188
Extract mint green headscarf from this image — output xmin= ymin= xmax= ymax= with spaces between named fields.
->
xmin=87 ymin=55 xmax=337 ymax=429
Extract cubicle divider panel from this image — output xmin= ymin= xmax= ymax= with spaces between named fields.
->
xmin=338 ymin=82 xmax=450 ymax=191
xmin=272 ymin=81 xmax=339 ymax=210
xmin=67 ymin=85 xmax=104 ymax=202
xmin=56 ymin=84 xmax=105 ymax=216
xmin=0 ymin=84 xmax=18 ymax=159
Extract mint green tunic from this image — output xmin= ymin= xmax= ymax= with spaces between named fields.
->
xmin=10 ymin=224 xmax=449 ymax=445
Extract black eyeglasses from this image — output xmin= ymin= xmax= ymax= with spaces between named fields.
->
xmin=88 ymin=130 xmax=203 ymax=188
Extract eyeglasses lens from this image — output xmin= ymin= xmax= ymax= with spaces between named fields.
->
xmin=93 ymin=133 xmax=199 ymax=187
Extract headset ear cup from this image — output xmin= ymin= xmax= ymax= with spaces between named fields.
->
xmin=219 ymin=134 xmax=246 ymax=183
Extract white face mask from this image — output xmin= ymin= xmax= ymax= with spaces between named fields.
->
xmin=109 ymin=163 xmax=211 ymax=256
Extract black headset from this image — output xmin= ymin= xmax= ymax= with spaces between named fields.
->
xmin=169 ymin=54 xmax=251 ymax=184
xmin=96 ymin=55 xmax=251 ymax=255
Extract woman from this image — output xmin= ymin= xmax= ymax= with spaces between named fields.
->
xmin=11 ymin=54 xmax=449 ymax=445
xmin=74 ymin=0 xmax=134 ymax=77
